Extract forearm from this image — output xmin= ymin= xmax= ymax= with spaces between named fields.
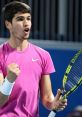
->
xmin=42 ymin=93 xmax=55 ymax=110
xmin=0 ymin=63 xmax=19 ymax=107
xmin=0 ymin=77 xmax=15 ymax=107
xmin=0 ymin=92 xmax=9 ymax=107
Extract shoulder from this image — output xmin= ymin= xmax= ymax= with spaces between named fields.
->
xmin=0 ymin=43 xmax=4 ymax=54
xmin=0 ymin=41 xmax=8 ymax=58
xmin=0 ymin=41 xmax=8 ymax=50
xmin=30 ymin=43 xmax=50 ymax=56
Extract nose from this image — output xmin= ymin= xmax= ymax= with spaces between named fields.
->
xmin=23 ymin=19 xmax=28 ymax=27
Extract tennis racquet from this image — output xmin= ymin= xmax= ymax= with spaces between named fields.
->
xmin=48 ymin=49 xmax=82 ymax=117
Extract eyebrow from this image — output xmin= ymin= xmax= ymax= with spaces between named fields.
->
xmin=15 ymin=15 xmax=31 ymax=19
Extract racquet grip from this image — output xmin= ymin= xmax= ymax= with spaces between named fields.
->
xmin=48 ymin=110 xmax=56 ymax=117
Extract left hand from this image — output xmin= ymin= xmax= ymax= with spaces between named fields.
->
xmin=53 ymin=89 xmax=67 ymax=111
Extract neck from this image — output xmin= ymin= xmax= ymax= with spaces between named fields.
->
xmin=8 ymin=38 xmax=29 ymax=51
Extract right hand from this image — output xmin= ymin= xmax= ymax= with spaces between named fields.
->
xmin=7 ymin=63 xmax=20 ymax=83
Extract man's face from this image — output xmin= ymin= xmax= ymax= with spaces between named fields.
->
xmin=7 ymin=12 xmax=32 ymax=40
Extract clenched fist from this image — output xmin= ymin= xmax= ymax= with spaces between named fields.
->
xmin=7 ymin=63 xmax=20 ymax=83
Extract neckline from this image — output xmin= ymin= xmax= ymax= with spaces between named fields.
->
xmin=7 ymin=42 xmax=30 ymax=53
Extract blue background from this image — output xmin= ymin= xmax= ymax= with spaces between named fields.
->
xmin=39 ymin=48 xmax=82 ymax=117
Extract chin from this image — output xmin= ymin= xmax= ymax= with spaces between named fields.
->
xmin=24 ymin=34 xmax=30 ymax=39
xmin=24 ymin=36 xmax=29 ymax=39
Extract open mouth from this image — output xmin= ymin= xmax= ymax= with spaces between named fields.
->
xmin=24 ymin=28 xmax=30 ymax=33
xmin=24 ymin=28 xmax=30 ymax=34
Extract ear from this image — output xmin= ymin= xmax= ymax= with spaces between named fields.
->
xmin=5 ymin=20 xmax=12 ymax=29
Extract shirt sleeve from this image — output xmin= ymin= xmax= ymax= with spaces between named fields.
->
xmin=42 ymin=51 xmax=55 ymax=75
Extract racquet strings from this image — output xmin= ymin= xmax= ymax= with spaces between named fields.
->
xmin=64 ymin=53 xmax=82 ymax=93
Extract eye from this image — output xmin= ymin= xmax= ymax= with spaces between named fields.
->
xmin=27 ymin=17 xmax=31 ymax=21
xmin=16 ymin=17 xmax=24 ymax=21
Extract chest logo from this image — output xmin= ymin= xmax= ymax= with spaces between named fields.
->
xmin=32 ymin=58 xmax=39 ymax=62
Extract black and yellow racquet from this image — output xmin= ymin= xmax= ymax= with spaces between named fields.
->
xmin=48 ymin=49 xmax=82 ymax=117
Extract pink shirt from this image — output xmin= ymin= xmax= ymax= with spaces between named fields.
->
xmin=0 ymin=42 xmax=55 ymax=117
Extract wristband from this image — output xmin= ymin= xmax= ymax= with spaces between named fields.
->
xmin=0 ymin=77 xmax=15 ymax=95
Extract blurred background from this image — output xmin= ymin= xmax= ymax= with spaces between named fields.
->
xmin=0 ymin=0 xmax=82 ymax=117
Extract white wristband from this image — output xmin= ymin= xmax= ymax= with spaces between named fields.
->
xmin=0 ymin=78 xmax=15 ymax=95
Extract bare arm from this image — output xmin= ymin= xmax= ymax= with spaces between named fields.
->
xmin=0 ymin=63 xmax=20 ymax=107
xmin=39 ymin=74 xmax=54 ymax=110
xmin=0 ymin=73 xmax=9 ymax=107
xmin=39 ymin=74 xmax=67 ymax=110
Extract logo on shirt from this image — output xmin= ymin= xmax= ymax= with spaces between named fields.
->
xmin=32 ymin=58 xmax=39 ymax=62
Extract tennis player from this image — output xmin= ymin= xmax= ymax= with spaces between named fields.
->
xmin=0 ymin=1 xmax=67 ymax=117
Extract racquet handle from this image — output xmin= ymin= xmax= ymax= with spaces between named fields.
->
xmin=48 ymin=110 xmax=56 ymax=117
